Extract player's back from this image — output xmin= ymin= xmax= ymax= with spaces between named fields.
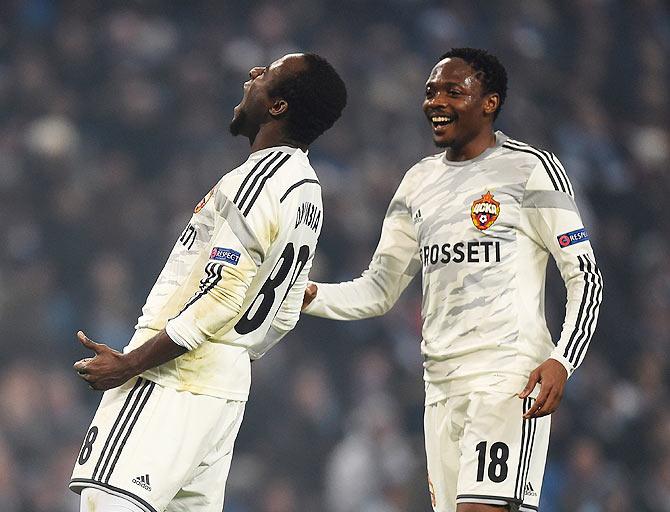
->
xmin=128 ymin=146 xmax=322 ymax=400
xmin=232 ymin=148 xmax=322 ymax=357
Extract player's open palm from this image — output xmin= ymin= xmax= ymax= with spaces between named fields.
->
xmin=519 ymin=358 xmax=568 ymax=419
xmin=74 ymin=331 xmax=132 ymax=391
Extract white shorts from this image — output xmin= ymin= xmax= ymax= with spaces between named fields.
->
xmin=425 ymin=391 xmax=550 ymax=512
xmin=70 ymin=377 xmax=245 ymax=512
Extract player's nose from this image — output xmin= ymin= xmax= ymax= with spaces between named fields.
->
xmin=248 ymin=67 xmax=265 ymax=79
xmin=425 ymin=92 xmax=448 ymax=109
xmin=424 ymin=96 xmax=442 ymax=113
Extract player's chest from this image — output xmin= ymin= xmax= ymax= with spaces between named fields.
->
xmin=407 ymin=171 xmax=525 ymax=247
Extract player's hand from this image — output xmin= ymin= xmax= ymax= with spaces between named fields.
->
xmin=302 ymin=283 xmax=318 ymax=310
xmin=519 ymin=358 xmax=568 ymax=419
xmin=73 ymin=331 xmax=133 ymax=391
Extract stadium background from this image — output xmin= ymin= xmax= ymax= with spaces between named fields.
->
xmin=0 ymin=0 xmax=668 ymax=510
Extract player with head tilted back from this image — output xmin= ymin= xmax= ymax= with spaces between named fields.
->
xmin=70 ymin=53 xmax=346 ymax=512
xmin=303 ymin=48 xmax=602 ymax=512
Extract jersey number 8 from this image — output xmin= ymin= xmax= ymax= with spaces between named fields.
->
xmin=235 ymin=242 xmax=310 ymax=334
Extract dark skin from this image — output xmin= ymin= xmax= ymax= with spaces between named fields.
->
xmin=302 ymin=57 xmax=568 ymax=422
xmin=302 ymin=58 xmax=567 ymax=511
xmin=230 ymin=53 xmax=310 ymax=152
xmin=423 ymin=57 xmax=499 ymax=160
xmin=422 ymin=58 xmax=569 ymax=421
xmin=75 ymin=53 xmax=311 ymax=391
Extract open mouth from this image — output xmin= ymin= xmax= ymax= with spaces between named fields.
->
xmin=431 ymin=115 xmax=455 ymax=128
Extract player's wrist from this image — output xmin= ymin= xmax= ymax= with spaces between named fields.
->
xmin=548 ymin=355 xmax=573 ymax=378
xmin=119 ymin=351 xmax=142 ymax=381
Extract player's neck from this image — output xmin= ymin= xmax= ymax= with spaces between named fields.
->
xmin=249 ymin=125 xmax=308 ymax=153
xmin=444 ymin=129 xmax=496 ymax=162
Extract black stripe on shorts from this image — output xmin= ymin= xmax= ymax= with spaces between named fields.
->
xmin=104 ymin=380 xmax=155 ymax=483
xmin=93 ymin=378 xmax=154 ymax=482
xmin=92 ymin=377 xmax=145 ymax=480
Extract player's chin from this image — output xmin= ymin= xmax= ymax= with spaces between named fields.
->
xmin=430 ymin=125 xmax=457 ymax=148
xmin=433 ymin=134 xmax=454 ymax=148
xmin=229 ymin=111 xmax=244 ymax=136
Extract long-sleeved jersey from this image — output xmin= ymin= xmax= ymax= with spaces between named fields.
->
xmin=304 ymin=132 xmax=602 ymax=405
xmin=125 ymin=146 xmax=322 ymax=400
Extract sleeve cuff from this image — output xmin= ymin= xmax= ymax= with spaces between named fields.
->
xmin=549 ymin=354 xmax=574 ymax=378
xmin=302 ymin=299 xmax=318 ymax=315
xmin=165 ymin=318 xmax=202 ymax=351
xmin=249 ymin=325 xmax=288 ymax=360
xmin=301 ymin=282 xmax=324 ymax=316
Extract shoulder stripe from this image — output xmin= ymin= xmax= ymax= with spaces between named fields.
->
xmin=548 ymin=152 xmax=574 ymax=196
xmin=503 ymin=140 xmax=573 ymax=197
xmin=234 ymin=152 xmax=278 ymax=205
xmin=507 ymin=138 xmax=573 ymax=196
xmin=503 ymin=142 xmax=560 ymax=192
xmin=92 ymin=378 xmax=145 ymax=480
xmin=242 ymin=152 xmax=291 ymax=216
xmin=280 ymin=178 xmax=320 ymax=203
xmin=236 ymin=152 xmax=284 ymax=212
xmin=104 ymin=380 xmax=155 ymax=483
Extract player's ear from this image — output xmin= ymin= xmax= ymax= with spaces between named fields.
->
xmin=270 ymin=99 xmax=288 ymax=117
xmin=483 ymin=93 xmax=499 ymax=117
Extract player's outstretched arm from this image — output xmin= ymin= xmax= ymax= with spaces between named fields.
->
xmin=74 ymin=330 xmax=186 ymax=391
xmin=302 ymin=182 xmax=420 ymax=320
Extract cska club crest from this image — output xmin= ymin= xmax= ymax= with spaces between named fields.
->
xmin=471 ymin=191 xmax=500 ymax=230
xmin=194 ymin=187 xmax=215 ymax=214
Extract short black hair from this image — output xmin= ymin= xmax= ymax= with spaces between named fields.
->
xmin=439 ymin=48 xmax=507 ymax=120
xmin=269 ymin=53 xmax=347 ymax=145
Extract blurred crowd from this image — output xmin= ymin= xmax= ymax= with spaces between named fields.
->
xmin=0 ymin=0 xmax=668 ymax=511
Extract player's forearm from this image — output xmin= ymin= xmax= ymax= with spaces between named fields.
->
xmin=551 ymin=253 xmax=603 ymax=375
xmin=124 ymin=329 xmax=188 ymax=377
xmin=305 ymin=269 xmax=412 ymax=320
xmin=165 ymin=260 xmax=254 ymax=349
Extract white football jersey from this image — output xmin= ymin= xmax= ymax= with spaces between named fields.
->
xmin=126 ymin=146 xmax=322 ymax=400
xmin=305 ymin=132 xmax=602 ymax=404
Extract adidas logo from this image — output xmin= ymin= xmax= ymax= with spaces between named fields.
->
xmin=524 ymin=482 xmax=537 ymax=497
xmin=413 ymin=209 xmax=423 ymax=223
xmin=132 ymin=474 xmax=152 ymax=491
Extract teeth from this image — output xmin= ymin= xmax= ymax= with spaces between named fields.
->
xmin=431 ymin=116 xmax=453 ymax=123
